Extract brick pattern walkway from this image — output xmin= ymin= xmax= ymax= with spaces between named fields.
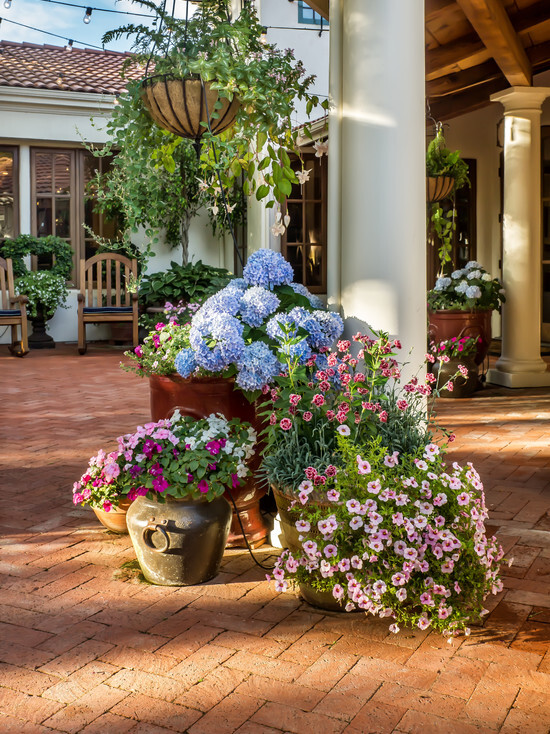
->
xmin=1 ymin=344 xmax=550 ymax=734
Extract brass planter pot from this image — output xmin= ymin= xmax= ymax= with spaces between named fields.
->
xmin=126 ymin=494 xmax=231 ymax=586
xmin=141 ymin=76 xmax=240 ymax=140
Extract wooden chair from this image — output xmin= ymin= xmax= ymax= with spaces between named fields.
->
xmin=0 ymin=256 xmax=29 ymax=357
xmin=78 ymin=253 xmax=139 ymax=355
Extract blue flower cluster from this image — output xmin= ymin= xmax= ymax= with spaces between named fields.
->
xmin=235 ymin=342 xmax=281 ymax=392
xmin=239 ymin=286 xmax=280 ymax=328
xmin=174 ymin=249 xmax=345 ymax=392
xmin=242 ymin=249 xmax=294 ymax=290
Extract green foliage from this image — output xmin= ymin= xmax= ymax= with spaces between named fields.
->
xmin=1 ymin=234 xmax=73 ymax=280
xmin=94 ymin=0 xmax=327 ymax=257
xmin=426 ymin=128 xmax=470 ymax=193
xmin=427 ymin=262 xmax=506 ymax=313
xmin=429 ymin=203 xmax=456 ymax=270
xmin=1 ymin=234 xmax=74 ymax=318
xmin=121 ymin=320 xmax=192 ymax=378
xmin=139 ymin=260 xmax=233 ymax=310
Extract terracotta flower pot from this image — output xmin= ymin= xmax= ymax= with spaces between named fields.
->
xmin=428 ymin=309 xmax=492 ymax=365
xmin=149 ymin=373 xmax=268 ymax=548
xmin=126 ymin=494 xmax=231 ymax=586
xmin=92 ymin=497 xmax=132 ymax=533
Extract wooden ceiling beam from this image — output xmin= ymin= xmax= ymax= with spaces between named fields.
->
xmin=455 ymin=0 xmax=532 ymax=86
xmin=427 ymin=58 xmax=502 ymax=97
xmin=425 ymin=0 xmax=456 ymax=24
xmin=428 ymin=76 xmax=509 ymax=121
xmin=426 ymin=33 xmax=488 ymax=79
xmin=304 ymin=0 xmax=329 ymax=21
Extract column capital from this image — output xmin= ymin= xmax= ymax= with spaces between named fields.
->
xmin=490 ymin=86 xmax=550 ymax=113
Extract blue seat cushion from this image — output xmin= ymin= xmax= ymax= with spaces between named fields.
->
xmin=0 ymin=309 xmax=21 ymax=316
xmin=83 ymin=307 xmax=133 ymax=314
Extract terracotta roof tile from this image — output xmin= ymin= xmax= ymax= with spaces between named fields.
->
xmin=0 ymin=40 xmax=143 ymax=95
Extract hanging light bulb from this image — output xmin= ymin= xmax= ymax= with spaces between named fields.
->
xmin=3 ymin=0 xmax=12 ymax=10
xmin=65 ymin=39 xmax=74 ymax=51
xmin=83 ymin=7 xmax=92 ymax=24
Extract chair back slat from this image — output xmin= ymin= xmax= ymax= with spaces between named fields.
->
xmin=0 ymin=260 xmax=8 ymax=310
xmin=106 ymin=257 xmax=113 ymax=307
xmin=115 ymin=261 xmax=122 ymax=307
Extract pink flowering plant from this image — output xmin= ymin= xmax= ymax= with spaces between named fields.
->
xmin=429 ymin=336 xmax=480 ymax=362
xmin=122 ymin=318 xmax=193 ymax=378
xmin=73 ymin=412 xmax=256 ymax=510
xmin=261 ymin=328 xmax=448 ymax=489
xmin=72 ymin=448 xmax=126 ymax=513
xmin=269 ymin=436 xmax=504 ymax=637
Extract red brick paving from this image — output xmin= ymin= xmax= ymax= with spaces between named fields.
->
xmin=1 ymin=343 xmax=550 ymax=733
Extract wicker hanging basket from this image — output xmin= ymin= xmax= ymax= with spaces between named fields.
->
xmin=141 ymin=75 xmax=240 ymax=140
xmin=426 ymin=175 xmax=455 ymax=203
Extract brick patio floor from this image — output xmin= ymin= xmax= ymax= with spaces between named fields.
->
xmin=1 ymin=343 xmax=550 ymax=734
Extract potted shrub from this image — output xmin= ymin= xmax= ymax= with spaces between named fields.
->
xmin=427 ymin=261 xmax=506 ymax=366
xmin=119 ymin=411 xmax=256 ymax=585
xmin=121 ymin=248 xmax=344 ymax=547
xmin=1 ymin=235 xmax=73 ymax=349
xmin=262 ymin=330 xmax=505 ymax=636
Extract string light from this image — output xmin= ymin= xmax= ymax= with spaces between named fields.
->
xmin=65 ymin=38 xmax=74 ymax=51
xmin=83 ymin=6 xmax=91 ymax=23
xmin=0 ymin=16 xmax=104 ymax=49
xmin=37 ymin=0 xmax=154 ymax=19
xmin=3 ymin=0 xmax=12 ymax=9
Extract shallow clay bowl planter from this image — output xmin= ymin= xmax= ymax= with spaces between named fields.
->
xmin=92 ymin=497 xmax=132 ymax=533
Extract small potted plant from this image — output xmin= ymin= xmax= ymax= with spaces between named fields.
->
xmin=72 ymin=448 xmax=131 ymax=533
xmin=426 ymin=126 xmax=470 ymax=203
xmin=427 ymin=261 xmax=506 ymax=366
xmin=428 ymin=335 xmax=481 ymax=398
xmin=119 ymin=411 xmax=256 ymax=586
xmin=1 ymin=234 xmax=73 ymax=348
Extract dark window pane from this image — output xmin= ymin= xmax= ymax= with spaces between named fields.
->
xmin=55 ymin=198 xmax=71 ymax=238
xmin=54 ymin=154 xmax=71 ymax=195
xmin=543 ymin=264 xmax=550 ymax=323
xmin=36 ymin=197 xmax=52 ymax=235
xmin=286 ymin=203 xmax=303 ymax=242
xmin=304 ymin=163 xmax=322 ymax=200
xmin=305 ymin=202 xmax=323 ymax=244
xmin=0 ymin=151 xmax=14 ymax=193
xmin=0 ymin=195 xmax=15 ymax=239
xmin=35 ymin=153 xmax=52 ymax=194
xmin=306 ymin=244 xmax=323 ymax=287
xmin=287 ymin=245 xmax=303 ymax=284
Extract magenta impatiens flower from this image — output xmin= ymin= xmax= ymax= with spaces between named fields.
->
xmin=198 ymin=479 xmax=209 ymax=493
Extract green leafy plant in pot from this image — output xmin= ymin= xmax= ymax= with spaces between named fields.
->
xmin=0 ymin=234 xmax=73 ymax=349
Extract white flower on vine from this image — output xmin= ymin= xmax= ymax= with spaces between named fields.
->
xmin=196 ymin=178 xmax=209 ymax=192
xmin=313 ymin=140 xmax=328 ymax=157
xmin=296 ymin=169 xmax=311 ymax=185
xmin=226 ymin=203 xmax=236 ymax=214
xmin=209 ymin=204 xmax=219 ymax=216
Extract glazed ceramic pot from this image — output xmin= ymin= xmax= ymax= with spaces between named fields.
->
xmin=149 ymin=373 xmax=267 ymax=548
xmin=433 ymin=355 xmax=479 ymax=398
xmin=271 ymin=485 xmax=345 ymax=612
xmin=126 ymin=494 xmax=232 ymax=586
xmin=92 ymin=497 xmax=132 ymax=533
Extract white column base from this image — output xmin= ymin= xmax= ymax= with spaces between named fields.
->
xmin=268 ymin=513 xmax=284 ymax=549
xmin=487 ymin=366 xmax=550 ymax=388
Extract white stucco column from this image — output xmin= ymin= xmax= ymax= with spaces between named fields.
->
xmin=327 ymin=0 xmax=426 ymax=369
xmin=19 ymin=145 xmax=31 ymax=235
xmin=487 ymin=87 xmax=550 ymax=388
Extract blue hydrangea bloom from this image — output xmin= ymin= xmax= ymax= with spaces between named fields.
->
xmin=190 ymin=313 xmax=245 ymax=372
xmin=174 ymin=348 xmax=197 ymax=378
xmin=278 ymin=337 xmax=312 ymax=365
xmin=287 ymin=307 xmax=325 ymax=349
xmin=265 ymin=313 xmax=298 ymax=342
xmin=243 ymin=249 xmax=294 ymax=290
xmin=290 ymin=282 xmax=325 ymax=309
xmin=239 ymin=286 xmax=280 ymax=328
xmin=235 ymin=342 xmax=281 ymax=392
xmin=314 ymin=310 xmax=344 ymax=346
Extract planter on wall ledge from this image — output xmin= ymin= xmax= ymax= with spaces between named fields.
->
xmin=428 ymin=309 xmax=492 ymax=366
xmin=426 ymin=176 xmax=455 ymax=203
xmin=141 ymin=76 xmax=240 ymax=140
xmin=149 ymin=373 xmax=268 ymax=549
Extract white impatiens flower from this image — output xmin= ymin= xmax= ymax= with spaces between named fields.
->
xmin=465 ymin=285 xmax=482 ymax=299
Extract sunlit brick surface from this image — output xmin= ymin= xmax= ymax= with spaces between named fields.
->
xmin=1 ymin=344 xmax=549 ymax=733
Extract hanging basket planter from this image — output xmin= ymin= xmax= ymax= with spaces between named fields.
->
xmin=426 ymin=175 xmax=455 ymax=203
xmin=140 ymin=75 xmax=241 ymax=140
